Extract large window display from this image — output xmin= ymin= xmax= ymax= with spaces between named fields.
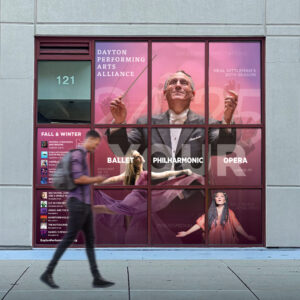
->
xmin=34 ymin=37 xmax=264 ymax=247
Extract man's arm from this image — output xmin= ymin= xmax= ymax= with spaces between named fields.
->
xmin=106 ymin=118 xmax=147 ymax=156
xmin=106 ymin=96 xmax=147 ymax=156
xmin=74 ymin=175 xmax=105 ymax=185
xmin=71 ymin=152 xmax=106 ymax=185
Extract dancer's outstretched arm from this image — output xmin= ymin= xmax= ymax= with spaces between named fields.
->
xmin=176 ymin=214 xmax=204 ymax=238
xmin=96 ymin=172 xmax=125 ymax=185
xmin=151 ymin=169 xmax=192 ymax=180
xmin=176 ymin=224 xmax=201 ymax=238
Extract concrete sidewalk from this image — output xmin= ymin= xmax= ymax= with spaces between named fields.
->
xmin=1 ymin=249 xmax=300 ymax=300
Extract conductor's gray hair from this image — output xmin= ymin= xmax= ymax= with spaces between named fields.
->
xmin=163 ymin=70 xmax=195 ymax=91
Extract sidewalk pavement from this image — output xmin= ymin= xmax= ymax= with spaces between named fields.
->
xmin=1 ymin=248 xmax=300 ymax=300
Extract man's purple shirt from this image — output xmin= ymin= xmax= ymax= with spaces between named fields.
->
xmin=68 ymin=147 xmax=91 ymax=204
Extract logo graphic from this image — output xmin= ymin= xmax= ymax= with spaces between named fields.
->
xmin=41 ymin=151 xmax=48 ymax=159
xmin=40 ymin=201 xmax=47 ymax=208
xmin=41 ymin=207 xmax=47 ymax=215
xmin=41 ymin=177 xmax=48 ymax=184
xmin=40 ymin=222 xmax=47 ymax=230
xmin=41 ymin=141 xmax=48 ymax=148
xmin=40 ymin=230 xmax=47 ymax=238
xmin=41 ymin=160 xmax=48 ymax=168
xmin=40 ymin=215 xmax=47 ymax=223
xmin=41 ymin=168 xmax=48 ymax=176
xmin=41 ymin=192 xmax=47 ymax=200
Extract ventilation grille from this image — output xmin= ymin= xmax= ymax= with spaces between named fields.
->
xmin=39 ymin=41 xmax=90 ymax=56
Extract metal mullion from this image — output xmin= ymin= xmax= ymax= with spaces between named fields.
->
xmin=94 ymin=186 xmax=147 ymax=190
xmin=90 ymin=39 xmax=96 ymax=129
xmin=147 ymin=40 xmax=152 ymax=246
xmin=204 ymin=37 xmax=265 ymax=42
xmin=204 ymin=243 xmax=263 ymax=248
xmin=206 ymin=185 xmax=264 ymax=190
xmin=261 ymin=39 xmax=266 ymax=246
xmin=151 ymin=244 xmax=207 ymax=248
xmin=208 ymin=124 xmax=263 ymax=128
xmin=93 ymin=124 xmax=148 ymax=128
xmin=207 ymin=187 xmax=264 ymax=191
xmin=33 ymin=39 xmax=39 ymax=247
xmin=150 ymin=186 xmax=205 ymax=190
xmin=94 ymin=37 xmax=149 ymax=42
xmin=94 ymin=243 xmax=149 ymax=248
xmin=90 ymin=38 xmax=96 ymax=209
xmin=35 ymin=185 xmax=55 ymax=190
xmin=151 ymin=124 xmax=206 ymax=128
xmin=34 ymin=186 xmax=150 ymax=190
xmin=205 ymin=40 xmax=209 ymax=247
xmin=79 ymin=185 xmax=264 ymax=190
xmin=150 ymin=124 xmax=264 ymax=128
xmin=36 ymin=124 xmax=91 ymax=128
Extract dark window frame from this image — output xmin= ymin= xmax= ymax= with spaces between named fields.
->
xmin=33 ymin=36 xmax=265 ymax=248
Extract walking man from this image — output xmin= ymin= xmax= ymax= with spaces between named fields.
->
xmin=40 ymin=130 xmax=114 ymax=288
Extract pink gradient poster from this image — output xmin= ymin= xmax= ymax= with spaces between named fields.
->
xmin=209 ymin=42 xmax=261 ymax=124
xmin=93 ymin=128 xmax=148 ymax=182
xmin=93 ymin=189 xmax=147 ymax=244
xmin=152 ymin=42 xmax=205 ymax=116
xmin=36 ymin=128 xmax=89 ymax=185
xmin=208 ymin=190 xmax=262 ymax=244
xmin=36 ymin=190 xmax=84 ymax=245
xmin=209 ymin=129 xmax=261 ymax=185
xmin=95 ymin=42 xmax=148 ymax=124
xmin=153 ymin=189 xmax=205 ymax=245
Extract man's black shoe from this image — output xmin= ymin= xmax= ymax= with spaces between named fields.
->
xmin=93 ymin=276 xmax=115 ymax=288
xmin=40 ymin=272 xmax=59 ymax=288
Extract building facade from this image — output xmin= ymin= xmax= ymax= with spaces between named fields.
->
xmin=0 ymin=0 xmax=299 ymax=247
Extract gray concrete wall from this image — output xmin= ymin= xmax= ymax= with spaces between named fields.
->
xmin=0 ymin=0 xmax=299 ymax=247
xmin=0 ymin=0 xmax=35 ymax=246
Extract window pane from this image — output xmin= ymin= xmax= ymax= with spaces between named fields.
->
xmin=94 ymin=189 xmax=148 ymax=244
xmin=36 ymin=190 xmax=84 ymax=245
xmin=152 ymin=189 xmax=205 ymax=245
xmin=38 ymin=61 xmax=91 ymax=123
xmin=95 ymin=42 xmax=148 ymax=124
xmin=209 ymin=42 xmax=261 ymax=124
xmin=151 ymin=128 xmax=206 ymax=185
xmin=208 ymin=190 xmax=262 ymax=245
xmin=36 ymin=128 xmax=89 ymax=185
xmin=152 ymin=42 xmax=205 ymax=119
xmin=209 ymin=129 xmax=261 ymax=185
xmin=100 ymin=127 xmax=148 ymax=184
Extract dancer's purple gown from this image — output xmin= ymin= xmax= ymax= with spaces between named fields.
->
xmin=94 ymin=171 xmax=203 ymax=244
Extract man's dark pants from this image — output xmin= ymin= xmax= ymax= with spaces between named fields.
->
xmin=46 ymin=197 xmax=99 ymax=277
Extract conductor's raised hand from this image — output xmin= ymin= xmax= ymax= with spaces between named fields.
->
xmin=223 ymin=90 xmax=238 ymax=124
xmin=110 ymin=96 xmax=127 ymax=124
